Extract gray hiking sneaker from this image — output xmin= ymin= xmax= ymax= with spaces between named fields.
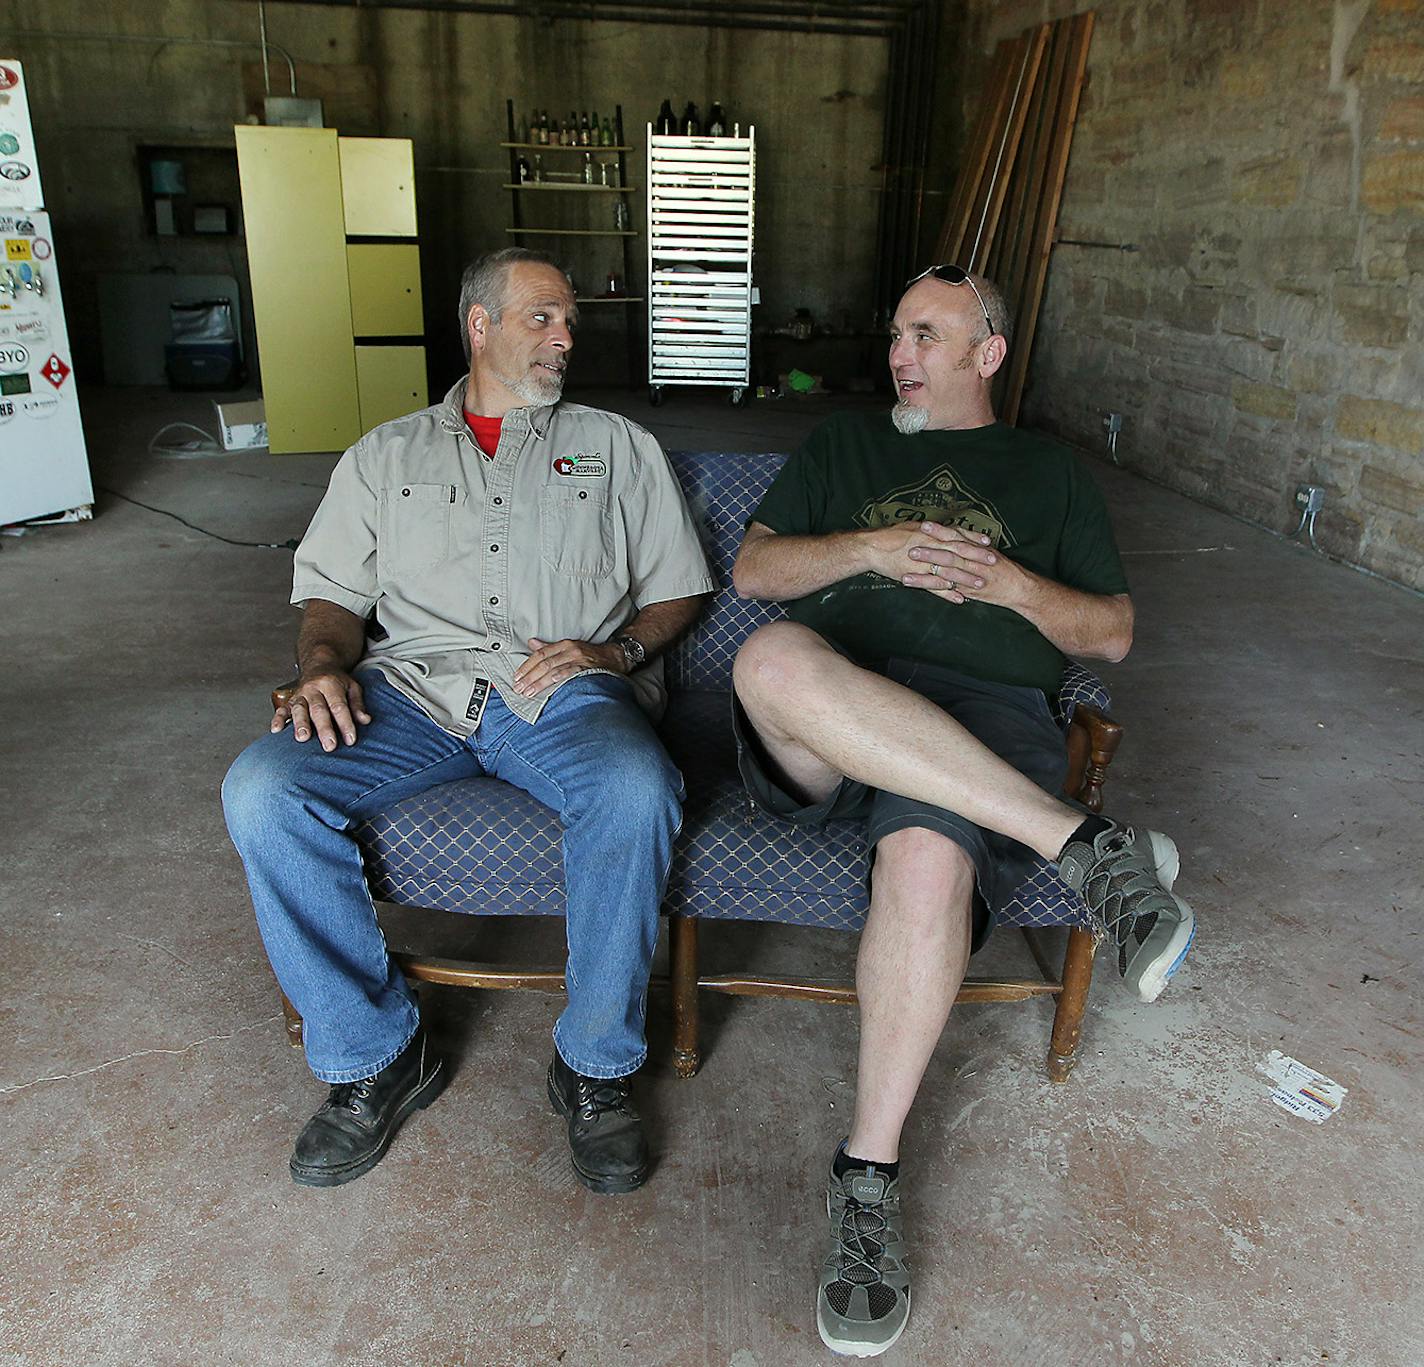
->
xmin=817 ymin=1155 xmax=910 ymax=1358
xmin=1058 ymin=821 xmax=1196 ymax=1003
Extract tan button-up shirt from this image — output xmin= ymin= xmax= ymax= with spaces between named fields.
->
xmin=291 ymin=377 xmax=714 ymax=734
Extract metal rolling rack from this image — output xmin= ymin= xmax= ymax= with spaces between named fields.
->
xmin=646 ymin=127 xmax=756 ymax=407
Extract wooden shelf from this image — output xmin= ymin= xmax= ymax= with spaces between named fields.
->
xmin=502 ymin=141 xmax=633 ymax=152
xmin=506 ymin=227 xmax=638 ymax=237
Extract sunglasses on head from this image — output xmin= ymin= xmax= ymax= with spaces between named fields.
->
xmin=906 ymin=264 xmax=995 ymax=338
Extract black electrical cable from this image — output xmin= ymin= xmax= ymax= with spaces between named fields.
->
xmin=98 ymin=486 xmax=300 ymax=551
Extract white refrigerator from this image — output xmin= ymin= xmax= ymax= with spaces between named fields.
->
xmin=0 ymin=58 xmax=93 ymax=525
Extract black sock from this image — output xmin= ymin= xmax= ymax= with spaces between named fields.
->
xmin=1060 ymin=813 xmax=1113 ymax=859
xmin=833 ymin=1141 xmax=900 ymax=1184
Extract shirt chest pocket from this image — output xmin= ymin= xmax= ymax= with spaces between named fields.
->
xmin=377 ymin=483 xmax=463 ymax=580
xmin=539 ymin=486 xmax=614 ymax=578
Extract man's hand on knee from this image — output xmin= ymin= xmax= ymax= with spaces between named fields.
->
xmin=272 ymin=670 xmax=372 ymax=750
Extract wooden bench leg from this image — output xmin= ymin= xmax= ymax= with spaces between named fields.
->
xmin=669 ymin=914 xmax=700 ymax=1078
xmin=279 ymin=990 xmax=304 ymax=1049
xmin=1047 ymin=928 xmax=1095 ymax=1083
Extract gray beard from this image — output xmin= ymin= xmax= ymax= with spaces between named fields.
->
xmin=891 ymin=400 xmax=930 ymax=435
xmin=498 ymin=362 xmax=564 ymax=407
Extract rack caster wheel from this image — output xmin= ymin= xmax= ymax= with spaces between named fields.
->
xmin=649 ymin=386 xmax=665 ymax=407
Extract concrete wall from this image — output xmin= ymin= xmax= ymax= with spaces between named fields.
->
xmin=3 ymin=0 xmax=891 ymax=388
xmin=955 ymin=0 xmax=1424 ymax=590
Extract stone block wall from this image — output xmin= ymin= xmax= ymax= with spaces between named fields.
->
xmin=956 ymin=0 xmax=1424 ymax=591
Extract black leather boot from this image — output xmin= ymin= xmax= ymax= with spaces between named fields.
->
xmin=546 ymin=1051 xmax=649 ymax=1194
xmin=290 ymin=1029 xmax=445 ymax=1187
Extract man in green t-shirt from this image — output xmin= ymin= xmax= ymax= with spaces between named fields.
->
xmin=730 ymin=266 xmax=1196 ymax=1359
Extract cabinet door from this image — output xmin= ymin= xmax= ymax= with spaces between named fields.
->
xmin=339 ymin=137 xmax=417 ymax=237
xmin=235 ymin=126 xmax=359 ymax=453
xmin=356 ymin=345 xmax=428 ymax=433
xmin=348 ymin=243 xmax=424 ymax=336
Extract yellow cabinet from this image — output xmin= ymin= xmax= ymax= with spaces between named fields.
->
xmin=356 ymin=345 xmax=428 ymax=433
xmin=347 ymin=243 xmax=424 ymax=336
xmin=339 ymin=137 xmax=417 ymax=237
xmin=238 ymin=127 xmax=427 ymax=452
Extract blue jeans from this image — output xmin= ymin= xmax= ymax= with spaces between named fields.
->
xmin=222 ymin=670 xmax=683 ymax=1084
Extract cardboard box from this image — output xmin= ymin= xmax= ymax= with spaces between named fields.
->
xmin=213 ymin=399 xmax=268 ymax=451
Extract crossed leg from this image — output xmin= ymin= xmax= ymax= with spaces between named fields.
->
xmin=732 ymin=621 xmax=1084 ymax=864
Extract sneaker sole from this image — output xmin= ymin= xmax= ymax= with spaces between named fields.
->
xmin=816 ymin=1291 xmax=911 ymax=1358
xmin=546 ymin=1071 xmax=649 ymax=1196
xmin=1127 ymin=897 xmax=1196 ymax=1004
xmin=290 ymin=1059 xmax=447 ymax=1188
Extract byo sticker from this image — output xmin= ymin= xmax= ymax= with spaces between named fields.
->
xmin=0 ymin=343 xmax=29 ymax=368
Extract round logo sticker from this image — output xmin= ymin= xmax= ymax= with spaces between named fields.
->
xmin=0 ymin=67 xmax=20 ymax=92
xmin=0 ymin=343 xmax=30 ymax=369
xmin=20 ymin=393 xmax=59 ymax=420
xmin=0 ymin=396 xmax=16 ymax=426
xmin=0 ymin=162 xmax=32 ymax=182
xmin=31 ymin=237 xmax=51 ymax=260
xmin=0 ymin=135 xmax=19 ymax=156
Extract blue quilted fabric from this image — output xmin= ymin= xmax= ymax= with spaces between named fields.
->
xmin=355 ymin=449 xmax=1109 ymax=935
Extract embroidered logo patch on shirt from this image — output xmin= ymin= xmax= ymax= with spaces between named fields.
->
xmin=553 ymin=452 xmax=607 ymax=478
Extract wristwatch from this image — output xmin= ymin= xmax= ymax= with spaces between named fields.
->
xmin=613 ymin=634 xmax=647 ymax=672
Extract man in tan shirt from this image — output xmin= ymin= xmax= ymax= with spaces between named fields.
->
xmin=223 ymin=248 xmax=714 ymax=1193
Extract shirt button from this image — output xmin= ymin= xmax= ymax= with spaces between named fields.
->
xmin=578 ymin=490 xmax=588 ymax=500
xmin=490 ymin=641 xmax=501 ymax=650
xmin=489 ymin=595 xmax=499 ymax=605
xmin=401 ymin=488 xmax=411 ymax=497
xmin=492 ymin=496 xmax=503 ymax=506
xmin=489 ymin=544 xmax=499 ymax=553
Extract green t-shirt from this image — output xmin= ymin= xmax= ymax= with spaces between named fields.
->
xmin=751 ymin=412 xmax=1130 ymax=694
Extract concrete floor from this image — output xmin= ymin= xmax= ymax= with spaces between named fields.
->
xmin=2 ymin=383 xmax=1421 ymax=1367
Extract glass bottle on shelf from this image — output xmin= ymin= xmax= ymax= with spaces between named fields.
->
xmin=583 ymin=152 xmax=595 ymax=184
xmin=601 ymin=115 xmax=614 ymax=146
xmin=517 ymin=155 xmax=531 ymax=183
xmin=580 ymin=111 xmax=591 ymax=145
xmin=614 ymin=198 xmax=630 ymax=231
xmin=656 ymin=99 xmax=676 ymax=135
xmin=599 ymin=161 xmax=610 ymax=187
xmin=567 ymin=112 xmax=578 ymax=145
xmin=536 ymin=111 xmax=548 ymax=144
xmin=682 ymin=102 xmax=701 ymax=135
xmin=532 ymin=153 xmax=544 ymax=182
xmin=708 ymin=101 xmax=727 ymax=137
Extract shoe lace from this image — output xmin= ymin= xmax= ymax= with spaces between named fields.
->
xmin=834 ymin=1192 xmax=891 ymax=1287
xmin=575 ymin=1076 xmax=632 ymax=1122
xmin=326 ymin=1077 xmax=376 ymax=1115
xmin=1083 ymin=828 xmax=1163 ymax=947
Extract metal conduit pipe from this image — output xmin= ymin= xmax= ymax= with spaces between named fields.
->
xmin=5 ymin=29 xmax=298 ymax=94
xmin=247 ymin=0 xmax=903 ymax=37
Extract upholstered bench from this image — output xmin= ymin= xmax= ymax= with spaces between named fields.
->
xmin=276 ymin=448 xmax=1122 ymax=1083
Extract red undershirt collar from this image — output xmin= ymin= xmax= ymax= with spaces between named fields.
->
xmin=463 ymin=409 xmax=503 ymax=459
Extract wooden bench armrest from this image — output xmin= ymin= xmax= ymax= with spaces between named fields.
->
xmin=1065 ymin=702 xmax=1123 ymax=813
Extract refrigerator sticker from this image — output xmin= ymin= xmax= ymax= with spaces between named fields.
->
xmin=0 ymin=134 xmax=19 ymax=156
xmin=0 ymin=162 xmax=32 ymax=182
xmin=0 ymin=341 xmax=28 ymax=368
xmin=40 ymin=353 xmax=70 ymax=388
xmin=0 ymin=66 xmax=19 ymax=90
xmin=0 ymin=216 xmax=36 ymax=234
xmin=6 ymin=238 xmax=30 ymax=259
xmin=0 ymin=315 xmax=46 ymax=344
xmin=19 ymin=392 xmax=57 ymax=419
xmin=0 ymin=370 xmax=30 ymax=395
xmin=0 ymin=397 xmax=14 ymax=424
xmin=30 ymin=237 xmax=49 ymax=259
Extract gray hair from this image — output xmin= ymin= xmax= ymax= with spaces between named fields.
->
xmin=456 ymin=247 xmax=562 ymax=362
xmin=968 ymin=272 xmax=1012 ymax=352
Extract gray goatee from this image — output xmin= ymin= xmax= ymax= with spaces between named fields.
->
xmin=891 ymin=400 xmax=930 ymax=435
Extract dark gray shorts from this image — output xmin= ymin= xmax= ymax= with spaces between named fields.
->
xmin=732 ymin=653 xmax=1073 ymax=952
